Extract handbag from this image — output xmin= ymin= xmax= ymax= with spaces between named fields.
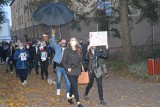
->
xmin=94 ymin=56 xmax=107 ymax=78
xmin=78 ymin=71 xmax=90 ymax=85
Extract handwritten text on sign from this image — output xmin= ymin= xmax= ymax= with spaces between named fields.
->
xmin=89 ymin=31 xmax=108 ymax=46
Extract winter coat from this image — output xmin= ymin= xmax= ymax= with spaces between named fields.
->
xmin=62 ymin=48 xmax=82 ymax=76
xmin=85 ymin=48 xmax=109 ymax=71
xmin=14 ymin=48 xmax=30 ymax=69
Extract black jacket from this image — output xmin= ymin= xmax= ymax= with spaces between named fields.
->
xmin=62 ymin=48 xmax=82 ymax=76
xmin=85 ymin=48 xmax=109 ymax=71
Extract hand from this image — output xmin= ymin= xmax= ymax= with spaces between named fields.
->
xmin=68 ymin=68 xmax=72 ymax=72
xmin=51 ymin=27 xmax=56 ymax=35
xmin=106 ymin=43 xmax=109 ymax=49
xmin=82 ymin=65 xmax=85 ymax=72
xmin=18 ymin=55 xmax=21 ymax=58
xmin=10 ymin=61 xmax=12 ymax=64
xmin=25 ymin=54 xmax=28 ymax=57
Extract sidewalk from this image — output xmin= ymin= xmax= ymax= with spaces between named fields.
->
xmin=0 ymin=65 xmax=160 ymax=107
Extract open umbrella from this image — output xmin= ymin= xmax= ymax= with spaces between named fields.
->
xmin=33 ymin=2 xmax=74 ymax=38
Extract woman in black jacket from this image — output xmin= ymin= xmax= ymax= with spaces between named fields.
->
xmin=38 ymin=41 xmax=50 ymax=81
xmin=62 ymin=38 xmax=83 ymax=107
xmin=83 ymin=45 xmax=109 ymax=105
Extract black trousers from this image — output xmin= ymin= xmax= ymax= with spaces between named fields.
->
xmin=9 ymin=62 xmax=13 ymax=72
xmin=85 ymin=71 xmax=104 ymax=101
xmin=40 ymin=61 xmax=48 ymax=80
xmin=67 ymin=75 xmax=80 ymax=102
xmin=17 ymin=69 xmax=28 ymax=83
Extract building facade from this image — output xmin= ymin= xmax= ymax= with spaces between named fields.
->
xmin=10 ymin=0 xmax=160 ymax=52
xmin=0 ymin=18 xmax=11 ymax=42
xmin=10 ymin=0 xmax=49 ymax=42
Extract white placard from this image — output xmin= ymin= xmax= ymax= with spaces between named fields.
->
xmin=41 ymin=52 xmax=47 ymax=61
xmin=20 ymin=53 xmax=27 ymax=61
xmin=89 ymin=31 xmax=108 ymax=46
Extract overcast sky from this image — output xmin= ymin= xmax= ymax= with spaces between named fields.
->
xmin=4 ymin=6 xmax=12 ymax=26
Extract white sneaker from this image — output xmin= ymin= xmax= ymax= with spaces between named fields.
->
xmin=10 ymin=72 xmax=13 ymax=74
xmin=67 ymin=93 xmax=70 ymax=98
xmin=72 ymin=95 xmax=75 ymax=98
xmin=24 ymin=80 xmax=27 ymax=85
xmin=57 ymin=89 xmax=60 ymax=95
xmin=22 ymin=82 xmax=25 ymax=86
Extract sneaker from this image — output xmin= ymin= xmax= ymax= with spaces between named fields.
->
xmin=57 ymin=89 xmax=60 ymax=95
xmin=67 ymin=99 xmax=74 ymax=105
xmin=6 ymin=69 xmax=9 ymax=72
xmin=78 ymin=104 xmax=83 ymax=107
xmin=67 ymin=93 xmax=70 ymax=98
xmin=22 ymin=82 xmax=25 ymax=86
xmin=100 ymin=100 xmax=107 ymax=105
xmin=10 ymin=72 xmax=13 ymax=74
xmin=24 ymin=80 xmax=27 ymax=85
xmin=72 ymin=95 xmax=75 ymax=98
xmin=83 ymin=93 xmax=89 ymax=100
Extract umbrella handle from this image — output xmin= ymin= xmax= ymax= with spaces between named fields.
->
xmin=59 ymin=26 xmax=62 ymax=39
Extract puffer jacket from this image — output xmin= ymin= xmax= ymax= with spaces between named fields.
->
xmin=14 ymin=48 xmax=30 ymax=69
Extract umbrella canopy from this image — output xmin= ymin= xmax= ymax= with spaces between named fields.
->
xmin=33 ymin=2 xmax=74 ymax=26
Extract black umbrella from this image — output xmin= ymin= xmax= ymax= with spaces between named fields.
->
xmin=33 ymin=2 xmax=74 ymax=38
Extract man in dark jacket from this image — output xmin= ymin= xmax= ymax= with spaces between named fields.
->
xmin=30 ymin=41 xmax=40 ymax=74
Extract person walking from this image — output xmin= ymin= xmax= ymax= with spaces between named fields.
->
xmin=30 ymin=41 xmax=40 ymax=75
xmin=38 ymin=41 xmax=50 ymax=80
xmin=0 ymin=43 xmax=3 ymax=64
xmin=26 ymin=43 xmax=32 ymax=75
xmin=83 ymin=45 xmax=109 ymax=105
xmin=50 ymin=28 xmax=70 ymax=99
xmin=14 ymin=42 xmax=30 ymax=86
xmin=62 ymin=37 xmax=83 ymax=107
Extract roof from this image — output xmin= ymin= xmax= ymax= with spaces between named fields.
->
xmin=10 ymin=0 xmax=15 ymax=6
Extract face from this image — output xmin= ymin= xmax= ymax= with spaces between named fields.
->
xmin=26 ymin=45 xmax=30 ymax=49
xmin=19 ymin=46 xmax=23 ymax=50
xmin=60 ymin=39 xmax=66 ymax=47
xmin=41 ymin=41 xmax=46 ymax=47
xmin=70 ymin=38 xmax=77 ymax=47
xmin=79 ymin=40 xmax=83 ymax=45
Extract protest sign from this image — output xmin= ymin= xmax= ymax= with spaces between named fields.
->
xmin=89 ymin=31 xmax=108 ymax=46
xmin=20 ymin=53 xmax=27 ymax=61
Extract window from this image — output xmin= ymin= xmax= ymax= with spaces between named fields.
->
xmin=28 ymin=11 xmax=29 ymax=21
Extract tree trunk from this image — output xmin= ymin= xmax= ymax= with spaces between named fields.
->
xmin=119 ymin=0 xmax=132 ymax=63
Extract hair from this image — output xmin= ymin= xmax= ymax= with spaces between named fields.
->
xmin=41 ymin=41 xmax=46 ymax=47
xmin=67 ymin=38 xmax=81 ymax=56
xmin=43 ymin=32 xmax=49 ymax=35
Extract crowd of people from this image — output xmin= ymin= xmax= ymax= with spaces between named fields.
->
xmin=0 ymin=27 xmax=109 ymax=107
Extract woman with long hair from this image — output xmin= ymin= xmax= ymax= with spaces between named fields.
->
xmin=83 ymin=45 xmax=109 ymax=105
xmin=62 ymin=38 xmax=83 ymax=107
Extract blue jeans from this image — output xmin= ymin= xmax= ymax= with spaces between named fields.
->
xmin=56 ymin=67 xmax=70 ymax=93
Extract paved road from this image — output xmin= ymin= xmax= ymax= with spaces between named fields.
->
xmin=0 ymin=65 xmax=160 ymax=107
